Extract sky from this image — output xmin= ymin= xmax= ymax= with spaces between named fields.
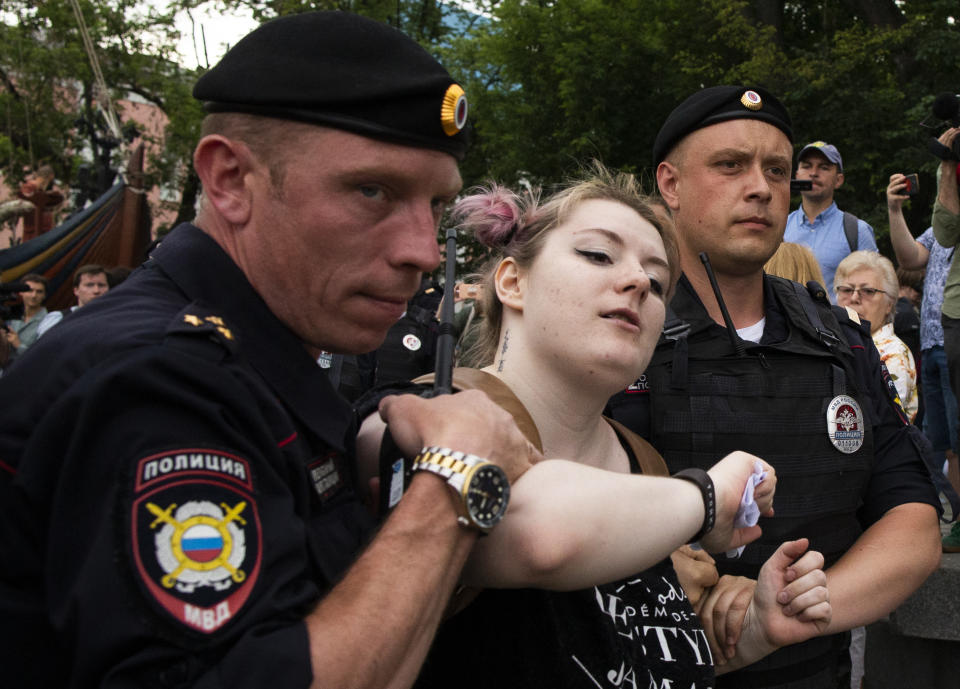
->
xmin=170 ymin=1 xmax=489 ymax=69
xmin=173 ymin=3 xmax=258 ymax=70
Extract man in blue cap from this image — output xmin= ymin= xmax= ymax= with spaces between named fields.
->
xmin=609 ymin=85 xmax=941 ymax=689
xmin=785 ymin=141 xmax=878 ymax=300
xmin=0 ymin=11 xmax=533 ymax=689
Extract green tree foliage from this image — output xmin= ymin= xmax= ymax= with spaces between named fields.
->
xmin=187 ymin=0 xmax=466 ymax=43
xmin=0 ymin=1 xmax=201 ymax=231
xmin=6 ymin=0 xmax=958 ymax=259
xmin=439 ymin=0 xmax=794 ymax=267
xmin=774 ymin=0 xmax=960 ymax=253
xmin=448 ymin=0 xmax=959 ymax=260
xmin=0 ymin=3 xmax=85 ymax=183
xmin=444 ymin=0 xmax=790 ymax=189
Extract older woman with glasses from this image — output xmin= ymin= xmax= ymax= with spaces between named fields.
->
xmin=835 ymin=251 xmax=919 ymax=421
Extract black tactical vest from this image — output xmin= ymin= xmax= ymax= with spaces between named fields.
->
xmin=649 ymin=276 xmax=874 ymax=570
xmin=643 ymin=275 xmax=872 ymax=688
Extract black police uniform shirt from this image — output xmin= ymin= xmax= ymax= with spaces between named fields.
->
xmin=415 ymin=440 xmax=715 ymax=689
xmin=0 ymin=223 xmax=375 ymax=689
xmin=607 ymin=274 xmax=940 ymax=689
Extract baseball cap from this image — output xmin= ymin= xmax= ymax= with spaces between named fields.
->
xmin=798 ymin=141 xmax=843 ymax=171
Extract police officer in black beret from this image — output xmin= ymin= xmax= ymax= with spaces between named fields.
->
xmin=0 ymin=12 xmax=533 ymax=688
xmin=608 ymin=86 xmax=943 ymax=688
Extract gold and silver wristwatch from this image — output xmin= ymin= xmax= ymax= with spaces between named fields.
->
xmin=412 ymin=446 xmax=510 ymax=533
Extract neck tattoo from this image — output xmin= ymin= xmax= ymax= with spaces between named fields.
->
xmin=497 ymin=329 xmax=510 ymax=372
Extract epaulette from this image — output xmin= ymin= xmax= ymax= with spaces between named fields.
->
xmin=832 ymin=304 xmax=868 ymax=334
xmin=163 ymin=303 xmax=239 ymax=361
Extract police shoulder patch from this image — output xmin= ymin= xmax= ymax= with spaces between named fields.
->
xmin=130 ymin=448 xmax=261 ymax=635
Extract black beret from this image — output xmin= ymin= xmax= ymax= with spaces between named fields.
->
xmin=652 ymin=85 xmax=793 ymax=165
xmin=193 ymin=11 xmax=469 ymax=160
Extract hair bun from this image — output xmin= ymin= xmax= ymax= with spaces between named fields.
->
xmin=452 ymin=184 xmax=524 ymax=248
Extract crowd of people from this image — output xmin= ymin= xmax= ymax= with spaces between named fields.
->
xmin=0 ymin=10 xmax=957 ymax=689
xmin=0 ymin=263 xmax=125 ymax=372
xmin=0 ymin=263 xmax=132 ymax=370
xmin=756 ymin=134 xmax=960 ymax=559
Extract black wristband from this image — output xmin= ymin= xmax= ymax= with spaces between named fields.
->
xmin=673 ymin=468 xmax=716 ymax=543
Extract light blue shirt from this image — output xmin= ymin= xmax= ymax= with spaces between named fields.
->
xmin=36 ymin=305 xmax=78 ymax=337
xmin=917 ymin=227 xmax=955 ymax=350
xmin=784 ymin=201 xmax=877 ymax=301
xmin=6 ymin=307 xmax=47 ymax=356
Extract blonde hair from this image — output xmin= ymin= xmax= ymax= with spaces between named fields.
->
xmin=455 ymin=162 xmax=680 ymax=367
xmin=764 ymin=242 xmax=826 ymax=287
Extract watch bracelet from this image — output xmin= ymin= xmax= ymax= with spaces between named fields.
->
xmin=412 ymin=446 xmax=504 ymax=535
xmin=672 ymin=468 xmax=716 ymax=543
xmin=412 ymin=446 xmax=485 ymax=492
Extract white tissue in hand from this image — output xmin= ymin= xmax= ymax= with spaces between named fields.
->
xmin=726 ymin=460 xmax=767 ymax=558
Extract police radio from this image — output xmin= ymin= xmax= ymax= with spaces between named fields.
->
xmin=700 ymin=252 xmax=746 ymax=357
xmin=432 ymin=226 xmax=458 ymax=395
xmin=376 ymin=226 xmax=460 ymax=515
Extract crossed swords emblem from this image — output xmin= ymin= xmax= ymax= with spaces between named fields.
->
xmin=147 ymin=501 xmax=248 ymax=589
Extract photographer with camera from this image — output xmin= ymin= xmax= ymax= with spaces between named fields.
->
xmin=3 ymin=274 xmax=48 ymax=361
xmin=887 ymin=167 xmax=960 ymax=544
xmin=784 ymin=141 xmax=878 ymax=301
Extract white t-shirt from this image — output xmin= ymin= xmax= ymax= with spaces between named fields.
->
xmin=736 ymin=318 xmax=766 ymax=343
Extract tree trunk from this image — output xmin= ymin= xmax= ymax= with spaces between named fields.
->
xmin=171 ymin=162 xmax=199 ymax=231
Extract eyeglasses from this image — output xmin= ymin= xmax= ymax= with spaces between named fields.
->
xmin=835 ymin=285 xmax=889 ymax=299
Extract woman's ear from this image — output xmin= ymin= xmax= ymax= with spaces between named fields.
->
xmin=193 ymin=135 xmax=258 ymax=226
xmin=494 ymin=257 xmax=525 ymax=313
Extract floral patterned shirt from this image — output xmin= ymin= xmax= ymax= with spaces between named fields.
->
xmin=873 ymin=322 xmax=918 ymax=422
xmin=916 ymin=227 xmax=954 ymax=351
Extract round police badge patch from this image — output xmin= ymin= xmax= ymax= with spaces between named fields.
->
xmin=402 ymin=334 xmax=422 ymax=351
xmin=826 ymin=395 xmax=865 ymax=454
xmin=130 ymin=449 xmax=261 ymax=634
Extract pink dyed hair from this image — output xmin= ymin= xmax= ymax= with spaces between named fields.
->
xmin=451 ymin=184 xmax=535 ymax=249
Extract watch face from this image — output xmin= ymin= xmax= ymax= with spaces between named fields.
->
xmin=465 ymin=464 xmax=510 ymax=530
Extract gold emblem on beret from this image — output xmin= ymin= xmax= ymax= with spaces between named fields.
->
xmin=441 ymin=84 xmax=468 ymax=137
xmin=740 ymin=90 xmax=762 ymax=111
